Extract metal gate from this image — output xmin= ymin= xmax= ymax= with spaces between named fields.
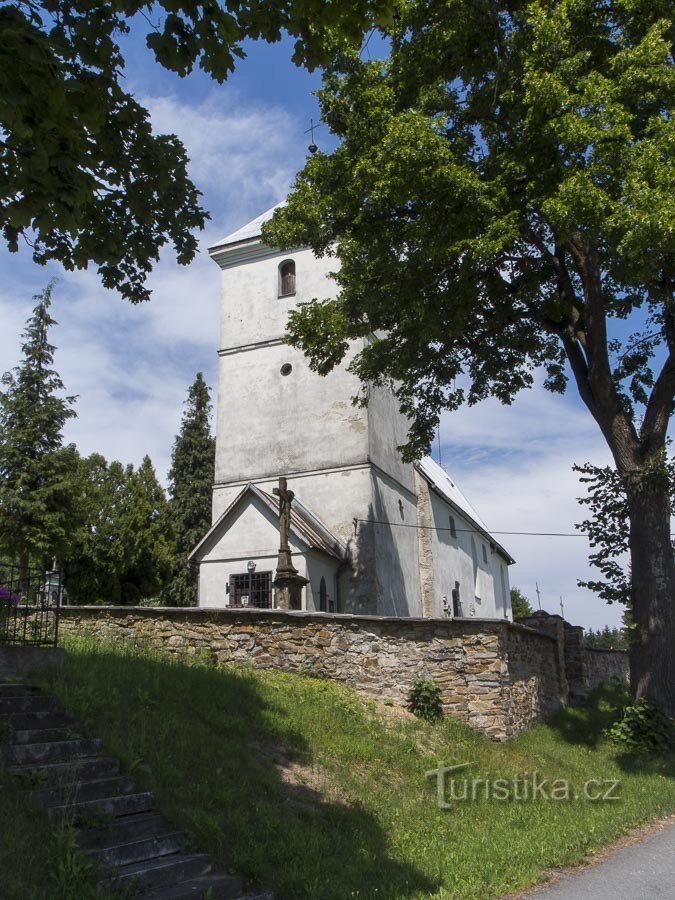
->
xmin=0 ymin=562 xmax=63 ymax=646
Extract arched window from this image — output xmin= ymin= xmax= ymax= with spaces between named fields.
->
xmin=278 ymin=259 xmax=296 ymax=297
xmin=319 ymin=576 xmax=328 ymax=612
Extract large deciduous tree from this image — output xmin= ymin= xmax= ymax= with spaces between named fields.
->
xmin=162 ymin=373 xmax=215 ymax=607
xmin=0 ymin=0 xmax=394 ymax=302
xmin=0 ymin=282 xmax=79 ymax=574
xmin=264 ymin=2 xmax=675 ymax=713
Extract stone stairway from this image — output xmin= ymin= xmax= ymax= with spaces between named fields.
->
xmin=0 ymin=682 xmax=273 ymax=900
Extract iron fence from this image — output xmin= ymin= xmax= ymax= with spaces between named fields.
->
xmin=0 ymin=561 xmax=63 ymax=646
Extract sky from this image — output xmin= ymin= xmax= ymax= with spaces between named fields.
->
xmin=0 ymin=27 xmax=625 ymax=631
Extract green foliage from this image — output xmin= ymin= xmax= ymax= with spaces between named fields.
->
xmin=0 ymin=283 xmax=79 ymax=569
xmin=264 ymin=0 xmax=675 ymax=708
xmin=266 ymin=1 xmax=675 ymax=460
xmin=161 ymin=373 xmax=215 ymax=607
xmin=64 ymin=453 xmax=173 ymax=605
xmin=575 ymin=456 xmax=675 ymax=605
xmin=33 ymin=635 xmax=675 ymax=900
xmin=510 ymin=588 xmax=533 ymax=620
xmin=584 ymin=626 xmax=629 ymax=651
xmin=605 ymin=698 xmax=675 ymax=755
xmin=408 ymin=677 xmax=443 ymax=723
xmin=0 ymin=1 xmax=391 ymax=302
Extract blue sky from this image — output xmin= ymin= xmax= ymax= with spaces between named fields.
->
xmin=0 ymin=29 xmax=624 ymax=630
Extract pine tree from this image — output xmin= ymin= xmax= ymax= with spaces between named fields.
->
xmin=0 ymin=282 xmax=78 ymax=574
xmin=162 ymin=373 xmax=215 ymax=607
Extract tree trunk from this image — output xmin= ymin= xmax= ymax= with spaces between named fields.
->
xmin=626 ymin=467 xmax=675 ymax=717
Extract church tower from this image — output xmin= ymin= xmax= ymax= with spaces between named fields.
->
xmin=203 ymin=205 xmax=423 ymax=615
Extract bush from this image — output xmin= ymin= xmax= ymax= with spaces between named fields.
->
xmin=605 ymin=698 xmax=675 ymax=754
xmin=408 ymin=678 xmax=443 ymax=723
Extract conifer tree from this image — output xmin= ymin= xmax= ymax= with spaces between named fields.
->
xmin=65 ymin=453 xmax=173 ymax=605
xmin=162 ymin=373 xmax=215 ymax=607
xmin=0 ymin=282 xmax=78 ymax=574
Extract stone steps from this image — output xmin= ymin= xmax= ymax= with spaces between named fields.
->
xmin=0 ymin=681 xmax=273 ymax=899
xmin=31 ymin=773 xmax=138 ymax=808
xmin=2 ymin=736 xmax=103 ymax=766
xmin=10 ymin=725 xmax=80 ymax=744
xmin=10 ymin=755 xmax=121 ymax=786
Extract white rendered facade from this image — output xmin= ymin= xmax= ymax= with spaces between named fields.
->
xmin=192 ymin=207 xmax=513 ymax=619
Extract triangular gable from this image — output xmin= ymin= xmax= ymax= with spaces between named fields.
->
xmin=189 ymin=483 xmax=346 ymax=563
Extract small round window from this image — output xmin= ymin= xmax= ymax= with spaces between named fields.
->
xmin=280 ymin=363 xmax=293 ymax=376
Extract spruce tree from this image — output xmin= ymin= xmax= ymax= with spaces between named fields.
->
xmin=162 ymin=373 xmax=215 ymax=607
xmin=0 ymin=282 xmax=78 ymax=574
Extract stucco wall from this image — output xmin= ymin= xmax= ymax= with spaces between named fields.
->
xmin=59 ymin=607 xmax=571 ymax=740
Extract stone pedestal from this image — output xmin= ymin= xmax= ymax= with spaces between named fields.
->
xmin=273 ymin=570 xmax=309 ymax=611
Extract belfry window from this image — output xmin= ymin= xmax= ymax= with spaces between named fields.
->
xmin=279 ymin=260 xmax=296 ymax=297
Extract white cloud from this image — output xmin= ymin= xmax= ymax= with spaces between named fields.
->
xmin=0 ymin=88 xmax=306 ymax=484
xmin=436 ymin=387 xmax=624 ymax=631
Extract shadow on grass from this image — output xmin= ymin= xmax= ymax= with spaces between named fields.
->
xmin=546 ymin=681 xmax=631 ymax=749
xmin=44 ymin=641 xmax=438 ymax=900
xmin=545 ymin=680 xmax=675 ymax=774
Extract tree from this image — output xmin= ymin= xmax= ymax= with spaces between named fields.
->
xmin=576 ymin=457 xmax=675 ymax=606
xmin=584 ymin=626 xmax=629 ymax=651
xmin=1 ymin=0 xmax=393 ymax=303
xmin=264 ymin=2 xmax=675 ymax=713
xmin=65 ymin=453 xmax=173 ymax=604
xmin=510 ymin=588 xmax=533 ymax=620
xmin=0 ymin=282 xmax=79 ymax=574
xmin=162 ymin=373 xmax=215 ymax=607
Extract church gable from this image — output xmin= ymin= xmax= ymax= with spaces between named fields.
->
xmin=190 ymin=483 xmax=345 ymax=565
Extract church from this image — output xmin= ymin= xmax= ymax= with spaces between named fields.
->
xmin=190 ymin=206 xmax=514 ymax=620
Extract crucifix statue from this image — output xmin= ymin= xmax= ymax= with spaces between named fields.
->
xmin=272 ymin=476 xmax=308 ymax=611
xmin=273 ymin=477 xmax=296 ymax=574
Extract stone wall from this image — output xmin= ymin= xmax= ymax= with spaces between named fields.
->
xmin=519 ymin=613 xmax=629 ymax=702
xmin=583 ymin=648 xmax=630 ymax=693
xmin=59 ymin=607 xmax=571 ymax=740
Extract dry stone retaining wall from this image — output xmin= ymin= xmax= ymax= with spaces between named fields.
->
xmin=58 ymin=607 xmax=627 ymax=741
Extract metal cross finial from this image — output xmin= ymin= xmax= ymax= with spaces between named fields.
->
xmin=535 ymin=581 xmax=542 ymax=610
xmin=307 ymin=118 xmax=318 ymax=154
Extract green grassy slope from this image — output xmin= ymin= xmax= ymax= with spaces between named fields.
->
xmin=4 ymin=635 xmax=673 ymax=899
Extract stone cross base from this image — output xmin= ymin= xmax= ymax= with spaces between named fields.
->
xmin=273 ymin=571 xmax=309 ymax=611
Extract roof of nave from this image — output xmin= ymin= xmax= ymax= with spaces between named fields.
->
xmin=415 ymin=456 xmax=515 ymax=564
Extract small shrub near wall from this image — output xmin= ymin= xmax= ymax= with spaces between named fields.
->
xmin=408 ymin=678 xmax=443 ymax=723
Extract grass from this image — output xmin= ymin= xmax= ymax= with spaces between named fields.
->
xmin=0 ymin=759 xmax=101 ymax=900
xmin=3 ymin=634 xmax=674 ymax=899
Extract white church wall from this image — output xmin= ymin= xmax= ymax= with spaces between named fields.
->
xmin=366 ymin=382 xmax=416 ymax=494
xmin=197 ymin=493 xmax=310 ymax=608
xmin=368 ymin=470 xmax=422 ymax=616
xmin=214 ymin=334 xmax=370 ymax=491
xmin=426 ymin=491 xmax=511 ymax=619
xmin=304 ymin=551 xmax=341 ymax=612
xmin=218 ymin=246 xmax=334 ymax=350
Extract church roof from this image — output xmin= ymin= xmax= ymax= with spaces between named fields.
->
xmin=416 ymin=457 xmax=487 ymax=528
xmin=415 ymin=457 xmax=515 ymax=564
xmin=189 ymin=482 xmax=346 ymax=562
xmin=209 ymin=203 xmax=285 ymax=252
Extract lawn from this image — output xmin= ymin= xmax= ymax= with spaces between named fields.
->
xmin=3 ymin=634 xmax=674 ymax=899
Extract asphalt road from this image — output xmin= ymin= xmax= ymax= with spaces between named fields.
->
xmin=528 ymin=822 xmax=675 ymax=898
